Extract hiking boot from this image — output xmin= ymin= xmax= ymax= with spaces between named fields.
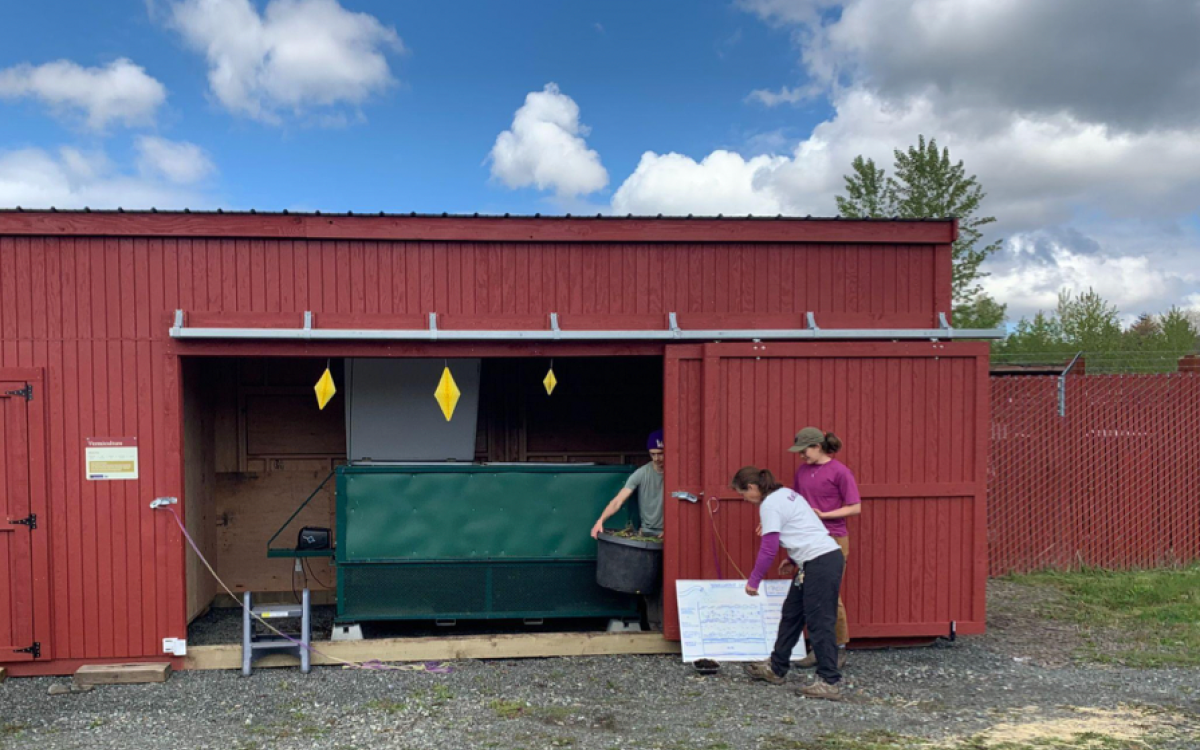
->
xmin=794 ymin=649 xmax=848 ymax=670
xmin=798 ymin=679 xmax=844 ymax=701
xmin=743 ymin=661 xmax=785 ymax=685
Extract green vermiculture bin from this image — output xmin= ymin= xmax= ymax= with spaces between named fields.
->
xmin=335 ymin=464 xmax=639 ymax=622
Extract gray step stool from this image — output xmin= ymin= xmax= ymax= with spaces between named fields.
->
xmin=242 ymin=589 xmax=311 ymax=676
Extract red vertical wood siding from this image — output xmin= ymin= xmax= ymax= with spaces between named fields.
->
xmin=0 ymin=213 xmax=962 ymax=669
xmin=663 ymin=342 xmax=990 ymax=640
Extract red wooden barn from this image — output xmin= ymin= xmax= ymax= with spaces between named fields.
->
xmin=0 ymin=210 xmax=992 ymax=675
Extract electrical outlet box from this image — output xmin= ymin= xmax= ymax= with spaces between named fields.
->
xmin=162 ymin=638 xmax=187 ymax=656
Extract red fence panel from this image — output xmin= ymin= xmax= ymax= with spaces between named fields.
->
xmin=989 ymin=374 xmax=1200 ymax=575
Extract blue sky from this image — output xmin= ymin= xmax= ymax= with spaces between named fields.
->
xmin=0 ymin=0 xmax=826 ymax=213
xmin=1 ymin=0 xmax=1199 ymax=321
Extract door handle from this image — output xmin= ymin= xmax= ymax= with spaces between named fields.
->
xmin=671 ymin=491 xmax=699 ymax=503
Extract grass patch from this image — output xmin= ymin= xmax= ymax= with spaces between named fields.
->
xmin=489 ymin=699 xmax=527 ymax=719
xmin=363 ymin=698 xmax=405 ymax=714
xmin=1010 ymin=564 xmax=1200 ymax=667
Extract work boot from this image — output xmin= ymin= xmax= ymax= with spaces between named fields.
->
xmin=743 ymin=661 xmax=785 ymax=685
xmin=798 ymin=679 xmax=844 ymax=701
xmin=794 ymin=649 xmax=847 ymax=670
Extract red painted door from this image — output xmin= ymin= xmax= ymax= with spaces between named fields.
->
xmin=0 ymin=381 xmax=42 ymax=662
xmin=663 ymin=342 xmax=990 ymax=641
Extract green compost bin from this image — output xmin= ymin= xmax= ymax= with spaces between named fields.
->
xmin=335 ymin=464 xmax=639 ymax=622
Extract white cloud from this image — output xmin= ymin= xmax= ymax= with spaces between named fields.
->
xmin=135 ymin=136 xmax=215 ymax=184
xmin=984 ymin=239 xmax=1195 ymax=321
xmin=741 ymin=0 xmax=1200 ymax=133
xmin=612 ymin=88 xmax=1200 ymax=231
xmin=488 ymin=83 xmax=608 ymax=199
xmin=612 ymin=151 xmax=786 ymax=216
xmin=169 ymin=0 xmax=402 ymax=122
xmin=746 ymin=85 xmax=814 ymax=107
xmin=0 ymin=58 xmax=166 ymax=130
xmin=0 ymin=146 xmax=214 ymax=209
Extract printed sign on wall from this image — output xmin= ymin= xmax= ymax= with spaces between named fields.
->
xmin=85 ymin=437 xmax=138 ymax=481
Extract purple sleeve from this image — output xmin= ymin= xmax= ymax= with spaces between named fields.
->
xmin=837 ymin=465 xmax=862 ymax=506
xmin=748 ymin=532 xmax=780 ymax=589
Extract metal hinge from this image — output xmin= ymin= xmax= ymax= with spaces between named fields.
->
xmin=16 ymin=642 xmax=41 ymax=659
xmin=8 ymin=513 xmax=36 ymax=531
xmin=2 ymin=384 xmax=33 ymax=401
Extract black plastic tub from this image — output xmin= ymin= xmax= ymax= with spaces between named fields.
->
xmin=595 ymin=532 xmax=663 ymax=595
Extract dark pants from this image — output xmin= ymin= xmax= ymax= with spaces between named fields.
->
xmin=769 ymin=548 xmax=845 ymax=685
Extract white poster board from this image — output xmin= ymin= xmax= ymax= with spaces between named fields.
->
xmin=676 ymin=579 xmax=802 ymax=662
xmin=85 ymin=437 xmax=139 ymax=481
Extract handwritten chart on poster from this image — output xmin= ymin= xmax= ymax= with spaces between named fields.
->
xmin=676 ymin=579 xmax=802 ymax=662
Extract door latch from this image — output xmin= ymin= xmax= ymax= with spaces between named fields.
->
xmin=671 ymin=491 xmax=699 ymax=504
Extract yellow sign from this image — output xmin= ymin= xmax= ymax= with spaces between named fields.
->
xmin=543 ymin=366 xmax=558 ymax=395
xmin=434 ymin=366 xmax=461 ymax=421
xmin=314 ymin=367 xmax=337 ymax=410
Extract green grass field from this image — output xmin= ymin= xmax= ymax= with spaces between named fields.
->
xmin=1010 ymin=564 xmax=1200 ymax=668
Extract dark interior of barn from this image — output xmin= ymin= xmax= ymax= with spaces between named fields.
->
xmin=182 ymin=355 xmax=663 ymax=644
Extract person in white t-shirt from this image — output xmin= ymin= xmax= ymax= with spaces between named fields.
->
xmin=733 ymin=466 xmax=846 ymax=701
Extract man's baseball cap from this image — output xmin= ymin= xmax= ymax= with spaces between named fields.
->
xmin=788 ymin=426 xmax=824 ymax=452
xmin=647 ymin=429 xmax=664 ymax=451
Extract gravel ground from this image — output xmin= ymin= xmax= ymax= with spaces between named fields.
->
xmin=2 ymin=582 xmax=1198 ymax=750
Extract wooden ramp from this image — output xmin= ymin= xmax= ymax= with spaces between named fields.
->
xmin=184 ymin=631 xmax=679 ymax=671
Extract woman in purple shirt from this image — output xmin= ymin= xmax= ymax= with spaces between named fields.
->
xmin=789 ymin=427 xmax=861 ymax=668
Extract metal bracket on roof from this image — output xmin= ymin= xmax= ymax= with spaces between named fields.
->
xmin=428 ymin=312 xmax=438 ymax=340
xmin=668 ymin=312 xmax=681 ymax=338
xmin=938 ymin=312 xmax=951 ymax=330
xmin=303 ymin=311 xmax=313 ymax=339
xmin=549 ymin=312 xmax=561 ymax=340
xmin=805 ymin=312 xmax=819 ymax=331
xmin=173 ymin=309 xmax=185 ymax=333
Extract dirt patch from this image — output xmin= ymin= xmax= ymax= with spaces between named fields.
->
xmin=975 ymin=704 xmax=1197 ymax=748
xmin=984 ymin=579 xmax=1124 ymax=668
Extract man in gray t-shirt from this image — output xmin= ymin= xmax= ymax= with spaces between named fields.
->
xmin=590 ymin=429 xmax=665 ymax=537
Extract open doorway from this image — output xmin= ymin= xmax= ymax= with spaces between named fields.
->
xmin=182 ymin=354 xmax=663 ymax=645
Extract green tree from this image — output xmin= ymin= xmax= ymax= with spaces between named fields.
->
xmin=1122 ymin=313 xmax=1163 ymax=352
xmin=1160 ymin=307 xmax=1200 ymax=354
xmin=1057 ymin=288 xmax=1122 ymax=353
xmin=835 ymin=156 xmax=892 ymax=219
xmin=953 ymin=293 xmax=1008 ymax=330
xmin=836 ymin=136 xmax=1004 ymax=328
xmin=996 ymin=311 xmax=1063 ymax=356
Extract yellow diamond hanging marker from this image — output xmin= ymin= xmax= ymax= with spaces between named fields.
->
xmin=434 ymin=366 xmax=461 ymax=421
xmin=314 ymin=367 xmax=337 ymax=411
xmin=543 ymin=366 xmax=558 ymax=395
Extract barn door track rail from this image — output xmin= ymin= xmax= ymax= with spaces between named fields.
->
xmin=169 ymin=310 xmax=1004 ymax=342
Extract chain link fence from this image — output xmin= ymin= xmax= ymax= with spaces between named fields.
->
xmin=989 ymin=368 xmax=1200 ymax=575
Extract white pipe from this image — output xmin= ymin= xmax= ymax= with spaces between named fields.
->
xmin=168 ymin=328 xmax=1008 ymax=340
xmin=169 ymin=319 xmax=1004 ymax=342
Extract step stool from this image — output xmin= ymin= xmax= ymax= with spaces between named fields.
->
xmin=242 ymin=589 xmax=311 ymax=676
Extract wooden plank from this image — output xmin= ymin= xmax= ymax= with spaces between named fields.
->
xmin=183 ymin=632 xmax=679 ymax=671
xmin=74 ymin=662 xmax=171 ymax=685
xmin=0 ymin=212 xmax=958 ymax=245
xmin=214 ymin=470 xmax=337 ymax=595
xmin=0 ymin=666 xmax=6 ymax=683
xmin=184 ymin=360 xmax=218 ymax=622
